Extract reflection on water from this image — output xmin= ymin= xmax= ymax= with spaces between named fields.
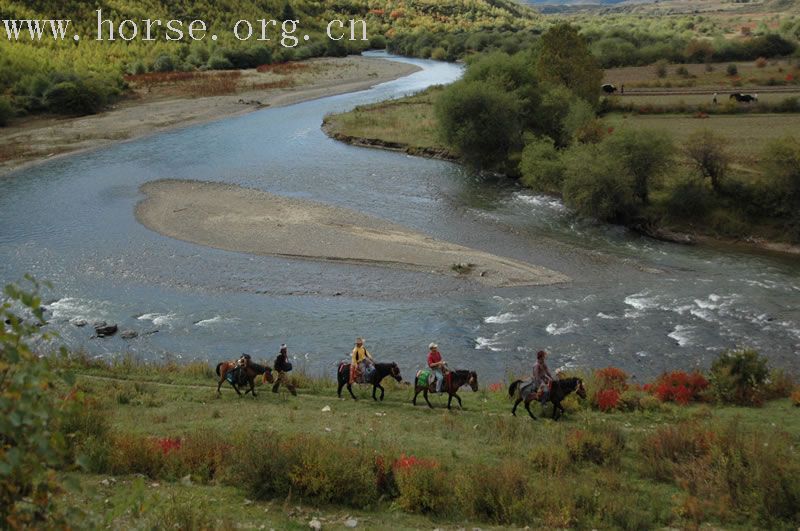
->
xmin=1 ymin=52 xmax=798 ymax=380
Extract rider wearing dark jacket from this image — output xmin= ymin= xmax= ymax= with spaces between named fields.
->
xmin=272 ymin=344 xmax=297 ymax=396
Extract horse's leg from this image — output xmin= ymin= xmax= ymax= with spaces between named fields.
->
xmin=524 ymin=399 xmax=537 ymax=420
xmin=455 ymin=393 xmax=463 ymax=410
xmin=512 ymin=398 xmax=522 ymax=416
xmin=412 ymin=387 xmax=420 ymax=406
xmin=379 ymin=382 xmax=385 ymax=401
xmin=347 ymin=383 xmax=357 ymax=400
xmin=423 ymin=389 xmax=433 ymax=409
xmin=372 ymin=384 xmax=384 ymax=402
xmin=552 ymin=400 xmax=559 ymax=420
xmin=250 ymin=378 xmax=257 ymax=398
xmin=447 ymin=393 xmax=453 ymax=410
xmin=216 ymin=378 xmax=223 ymax=395
xmin=337 ymin=377 xmax=344 ymax=399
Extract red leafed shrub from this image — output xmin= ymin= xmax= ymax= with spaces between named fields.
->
xmin=649 ymin=371 xmax=708 ymax=404
xmin=596 ymin=389 xmax=621 ymax=411
xmin=394 ymin=454 xmax=438 ymax=471
xmin=487 ymin=382 xmax=503 ymax=393
xmin=156 ymin=437 xmax=182 ymax=454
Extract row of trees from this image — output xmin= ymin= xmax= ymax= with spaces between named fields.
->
xmin=434 ymin=24 xmax=800 ymax=241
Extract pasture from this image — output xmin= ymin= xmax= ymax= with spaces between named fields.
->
xmin=51 ymin=353 xmax=800 ymax=529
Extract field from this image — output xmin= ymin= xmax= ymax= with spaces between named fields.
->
xmin=49 ymin=356 xmax=800 ymax=529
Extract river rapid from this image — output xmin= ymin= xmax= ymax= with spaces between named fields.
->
xmin=1 ymin=53 xmax=798 ymax=382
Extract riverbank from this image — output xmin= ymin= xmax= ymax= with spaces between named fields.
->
xmin=323 ymin=88 xmax=800 ymax=256
xmin=0 ymin=56 xmax=420 ymax=177
xmin=135 ymin=179 xmax=568 ymax=288
xmin=49 ymin=353 xmax=800 ymax=529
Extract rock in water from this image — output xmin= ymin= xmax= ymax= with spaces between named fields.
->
xmin=72 ymin=319 xmax=87 ymax=327
xmin=94 ymin=324 xmax=118 ymax=337
xmin=120 ymin=329 xmax=138 ymax=339
xmin=93 ymin=320 xmax=107 ymax=328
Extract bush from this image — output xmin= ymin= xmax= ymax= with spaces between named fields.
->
xmin=726 ymin=63 xmax=739 ymax=76
xmin=393 ymin=455 xmax=448 ymax=514
xmin=640 ymin=422 xmax=713 ymax=481
xmin=792 ymin=388 xmax=800 ymax=407
xmin=207 ymin=53 xmax=233 ymax=70
xmin=645 ymin=371 xmax=709 ymax=404
xmin=0 ymin=97 xmax=13 ymax=126
xmin=1 ymin=278 xmax=77 ymax=527
xmin=603 ymin=128 xmax=674 ymax=204
xmin=760 ymin=137 xmax=800 ymax=219
xmin=519 ymin=136 xmax=565 ymax=194
xmin=43 ymin=78 xmax=107 ymax=115
xmin=369 ymin=35 xmax=387 ymax=49
xmin=654 ymin=59 xmax=668 ymax=78
xmin=709 ymin=349 xmax=769 ymax=406
xmin=683 ymin=129 xmax=729 ymax=193
xmin=561 ymin=144 xmax=637 ymax=223
xmin=457 ymin=461 xmax=535 ymax=524
xmin=435 ymin=79 xmax=522 ymax=169
xmin=152 ymin=54 xmax=176 ymax=73
xmin=565 ymin=425 xmax=625 ymax=465
xmin=596 ymin=389 xmax=621 ymax=411
xmin=663 ymin=175 xmax=714 ymax=220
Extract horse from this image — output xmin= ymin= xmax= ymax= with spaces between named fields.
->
xmin=215 ymin=357 xmax=274 ymax=397
xmin=508 ymin=377 xmax=586 ymax=420
xmin=601 ymin=83 xmax=617 ymax=94
xmin=730 ymin=93 xmax=757 ymax=103
xmin=413 ymin=369 xmax=478 ymax=409
xmin=337 ymin=362 xmax=402 ymax=401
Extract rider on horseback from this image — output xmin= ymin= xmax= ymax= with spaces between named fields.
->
xmin=350 ymin=337 xmax=374 ymax=384
xmin=427 ymin=343 xmax=447 ymax=392
xmin=533 ymin=350 xmax=554 ymax=405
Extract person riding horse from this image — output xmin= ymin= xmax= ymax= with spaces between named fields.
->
xmin=532 ymin=350 xmax=554 ymax=405
xmin=427 ymin=343 xmax=447 ymax=392
xmin=349 ymin=337 xmax=374 ymax=384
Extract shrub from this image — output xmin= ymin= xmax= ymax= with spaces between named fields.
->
xmin=457 ymin=461 xmax=535 ymax=524
xmin=755 ymin=56 xmax=768 ymax=68
xmin=369 ymin=35 xmax=387 ymax=49
xmin=594 ymin=367 xmax=629 ymax=393
xmin=675 ymin=65 xmax=690 ymax=78
xmin=663 ymin=175 xmax=714 ymax=220
xmin=654 ymin=59 xmax=668 ymax=78
xmin=561 ymin=144 xmax=637 ymax=223
xmin=566 ymin=426 xmax=625 ymax=465
xmin=596 ymin=389 xmax=621 ymax=411
xmin=764 ymin=369 xmax=796 ymax=400
xmin=537 ymin=24 xmax=602 ymax=105
xmin=152 ymin=54 xmax=176 ymax=73
xmin=393 ymin=455 xmax=448 ymax=514
xmin=1 ymin=279 xmax=69 ymax=526
xmin=640 ymin=422 xmax=713 ymax=481
xmin=647 ymin=371 xmax=709 ymax=404
xmin=792 ymin=388 xmax=800 ymax=407
xmin=207 ymin=53 xmax=233 ymax=70
xmin=709 ymin=349 xmax=769 ymax=406
xmin=603 ymin=128 xmax=674 ymax=204
xmin=519 ymin=136 xmax=565 ymax=194
xmin=760 ymin=136 xmax=800 ymax=219
xmin=435 ymin=79 xmax=522 ymax=169
xmin=0 ymin=97 xmax=13 ymax=126
xmin=726 ymin=63 xmax=739 ymax=76
xmin=683 ymin=129 xmax=730 ymax=193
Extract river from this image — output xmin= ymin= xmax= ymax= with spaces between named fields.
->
xmin=1 ymin=53 xmax=798 ymax=381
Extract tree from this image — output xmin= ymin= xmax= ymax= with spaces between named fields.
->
xmin=561 ymin=143 xmax=638 ymax=223
xmin=604 ymin=129 xmax=674 ymax=204
xmin=761 ymin=137 xmax=800 ymax=237
xmin=519 ymin=136 xmax=565 ymax=194
xmin=281 ymin=2 xmax=296 ymax=21
xmin=435 ymin=80 xmax=522 ymax=169
xmin=536 ymin=24 xmax=603 ymax=105
xmin=683 ymin=130 xmax=730 ymax=194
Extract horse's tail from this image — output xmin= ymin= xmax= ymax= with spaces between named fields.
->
xmin=508 ymin=380 xmax=522 ymax=398
xmin=215 ymin=362 xmax=223 ymax=376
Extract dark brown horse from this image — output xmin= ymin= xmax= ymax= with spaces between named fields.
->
xmin=337 ymin=362 xmax=402 ymax=401
xmin=413 ymin=369 xmax=478 ymax=409
xmin=508 ymin=377 xmax=586 ymax=420
xmin=216 ymin=356 xmax=274 ymax=397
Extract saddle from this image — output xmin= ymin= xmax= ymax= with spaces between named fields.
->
xmin=417 ymin=369 xmax=449 ymax=392
xmin=226 ymin=366 xmax=246 ymax=386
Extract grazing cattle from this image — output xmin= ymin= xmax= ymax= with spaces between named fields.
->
xmin=730 ymin=93 xmax=758 ymax=103
xmin=601 ymin=84 xmax=618 ymax=94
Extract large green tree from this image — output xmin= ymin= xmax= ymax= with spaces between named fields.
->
xmin=536 ymin=24 xmax=603 ymax=106
xmin=604 ymin=129 xmax=674 ymax=204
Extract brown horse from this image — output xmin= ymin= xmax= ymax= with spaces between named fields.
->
xmin=413 ymin=369 xmax=478 ymax=409
xmin=508 ymin=377 xmax=586 ymax=420
xmin=215 ymin=356 xmax=274 ymax=397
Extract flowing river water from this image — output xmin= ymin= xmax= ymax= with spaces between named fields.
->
xmin=1 ymin=53 xmax=799 ymax=381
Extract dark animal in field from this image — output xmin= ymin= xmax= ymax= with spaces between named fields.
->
xmin=730 ymin=93 xmax=758 ymax=103
xmin=216 ymin=356 xmax=274 ymax=397
xmin=601 ymin=84 xmax=618 ymax=94
xmin=337 ymin=361 xmax=402 ymax=401
xmin=508 ymin=377 xmax=587 ymax=420
xmin=412 ymin=369 xmax=478 ymax=409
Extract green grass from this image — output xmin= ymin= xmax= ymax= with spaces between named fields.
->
xmin=324 ymin=89 xmax=448 ymax=153
xmin=44 ymin=349 xmax=800 ymax=529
